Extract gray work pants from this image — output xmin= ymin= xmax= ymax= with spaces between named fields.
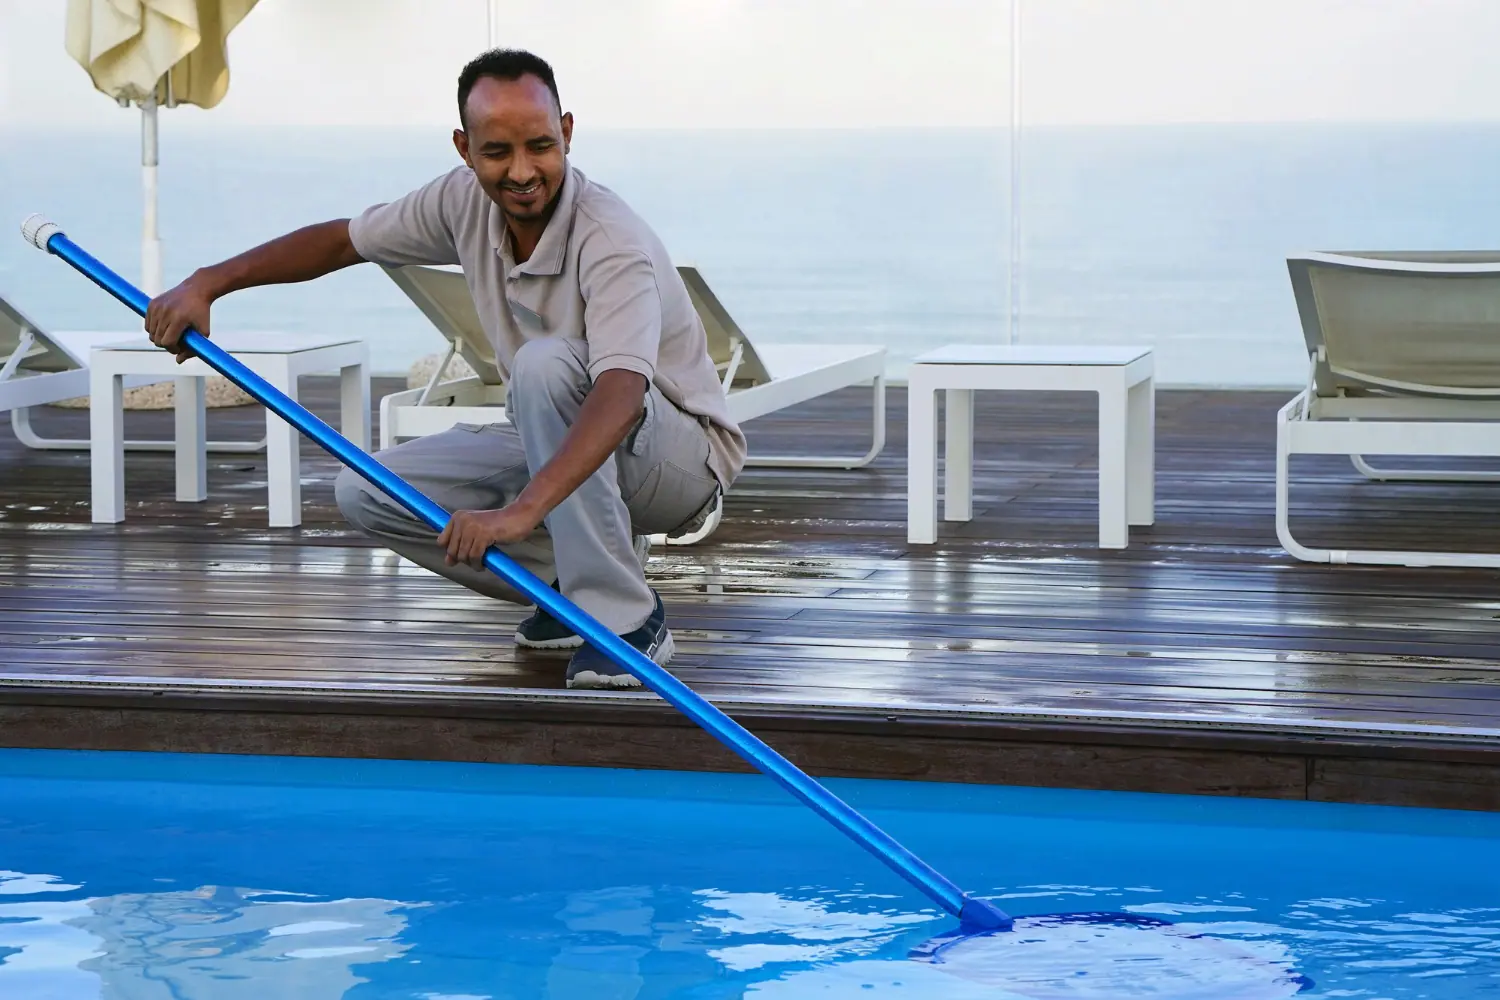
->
xmin=335 ymin=337 xmax=720 ymax=633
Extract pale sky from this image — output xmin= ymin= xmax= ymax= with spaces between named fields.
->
xmin=4 ymin=0 xmax=1500 ymax=130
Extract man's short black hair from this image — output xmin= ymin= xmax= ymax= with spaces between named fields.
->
xmin=457 ymin=48 xmax=561 ymax=127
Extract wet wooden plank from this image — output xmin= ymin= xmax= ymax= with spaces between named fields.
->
xmin=5 ymin=378 xmax=1500 ymax=807
xmin=6 ymin=637 xmax=1499 ymax=716
xmin=7 ymin=611 xmax=1500 ymax=667
xmin=10 ymin=557 xmax=1500 ymax=625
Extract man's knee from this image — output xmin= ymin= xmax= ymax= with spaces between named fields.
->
xmin=333 ymin=466 xmax=376 ymax=529
xmin=509 ymin=338 xmax=587 ymax=409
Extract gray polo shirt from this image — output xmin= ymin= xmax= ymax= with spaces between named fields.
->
xmin=347 ymin=163 xmax=746 ymax=491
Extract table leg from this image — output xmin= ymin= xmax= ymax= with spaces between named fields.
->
xmin=264 ymin=359 xmax=301 ymax=527
xmin=341 ymin=359 xmax=370 ymax=452
xmin=175 ymin=376 xmax=207 ymax=502
xmin=1097 ymin=383 xmax=1129 ymax=548
xmin=943 ymin=388 xmax=974 ymax=522
xmin=1127 ymin=375 xmax=1155 ymax=526
xmin=89 ymin=364 xmax=126 ymax=524
xmin=906 ymin=372 xmax=940 ymax=544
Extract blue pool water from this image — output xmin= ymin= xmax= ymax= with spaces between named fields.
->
xmin=2 ymin=749 xmax=1499 ymax=999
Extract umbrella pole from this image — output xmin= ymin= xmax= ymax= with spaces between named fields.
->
xmin=141 ymin=93 xmax=162 ymax=297
xmin=142 ymin=86 xmax=196 ymax=466
xmin=1007 ymin=0 xmax=1022 ymax=347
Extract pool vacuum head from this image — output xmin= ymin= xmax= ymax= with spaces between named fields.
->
xmin=910 ymin=910 xmax=1314 ymax=998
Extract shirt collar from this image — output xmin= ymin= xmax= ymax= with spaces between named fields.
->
xmin=491 ymin=162 xmax=582 ymax=277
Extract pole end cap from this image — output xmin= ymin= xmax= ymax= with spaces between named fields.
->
xmin=21 ymin=215 xmax=61 ymax=252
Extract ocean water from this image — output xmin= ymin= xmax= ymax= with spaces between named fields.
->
xmin=4 ymin=123 xmax=1500 ymax=385
xmin=3 ymin=749 xmax=1500 ymax=998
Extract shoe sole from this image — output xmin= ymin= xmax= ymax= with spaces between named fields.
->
xmin=566 ymin=630 xmax=675 ymax=690
xmin=514 ymin=632 xmax=585 ymax=651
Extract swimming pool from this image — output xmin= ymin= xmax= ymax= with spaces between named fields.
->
xmin=2 ymin=748 xmax=1498 ymax=998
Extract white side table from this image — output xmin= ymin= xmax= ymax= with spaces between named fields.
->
xmin=906 ymin=345 xmax=1155 ymax=548
xmin=89 ymin=331 xmax=370 ymax=528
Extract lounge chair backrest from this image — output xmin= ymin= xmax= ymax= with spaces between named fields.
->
xmin=675 ymin=266 xmax=772 ymax=387
xmin=1288 ymin=251 xmax=1500 ymax=399
xmin=380 ymin=264 xmax=506 ymax=386
xmin=382 ymin=262 xmax=773 ymax=389
xmin=0 ymin=294 xmax=80 ymax=376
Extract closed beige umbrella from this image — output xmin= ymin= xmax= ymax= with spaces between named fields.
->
xmin=65 ymin=0 xmax=259 ymax=296
xmin=63 ymin=1 xmax=260 ymax=411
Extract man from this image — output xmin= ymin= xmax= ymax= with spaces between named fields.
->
xmin=142 ymin=48 xmax=747 ymax=689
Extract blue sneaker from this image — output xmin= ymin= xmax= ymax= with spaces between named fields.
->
xmin=565 ymin=590 xmax=674 ymax=690
xmin=515 ymin=581 xmax=584 ymax=651
xmin=516 ymin=537 xmax=653 ymax=652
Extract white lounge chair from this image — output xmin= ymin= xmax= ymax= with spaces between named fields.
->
xmin=1278 ymin=250 xmax=1500 ymax=567
xmin=376 ymin=263 xmax=887 ymax=544
xmin=1 ymin=295 xmax=92 ymax=422
xmin=1 ymin=293 xmax=264 ymax=454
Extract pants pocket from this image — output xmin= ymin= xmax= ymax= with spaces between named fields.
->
xmin=625 ymin=392 xmax=656 ymax=456
xmin=624 ymin=459 xmax=721 ymax=536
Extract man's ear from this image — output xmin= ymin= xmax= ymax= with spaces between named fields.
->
xmin=561 ymin=112 xmax=574 ymax=154
xmin=453 ymin=128 xmax=471 ymax=167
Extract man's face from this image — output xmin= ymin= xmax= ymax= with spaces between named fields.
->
xmin=454 ymin=74 xmax=572 ymax=225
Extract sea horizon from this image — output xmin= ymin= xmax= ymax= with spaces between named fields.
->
xmin=6 ymin=120 xmax=1500 ymax=386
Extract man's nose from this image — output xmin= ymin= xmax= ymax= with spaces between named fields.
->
xmin=507 ymin=153 xmax=537 ymax=183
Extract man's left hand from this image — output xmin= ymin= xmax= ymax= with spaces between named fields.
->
xmin=438 ymin=504 xmax=542 ymax=569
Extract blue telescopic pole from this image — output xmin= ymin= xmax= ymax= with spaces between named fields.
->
xmin=21 ymin=215 xmax=1011 ymax=933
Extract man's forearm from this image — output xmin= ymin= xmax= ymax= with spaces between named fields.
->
xmin=197 ymin=219 xmax=366 ymax=299
xmin=513 ymin=369 xmax=648 ymax=521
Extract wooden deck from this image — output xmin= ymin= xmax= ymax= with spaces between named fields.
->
xmin=4 ymin=378 xmax=1500 ymax=810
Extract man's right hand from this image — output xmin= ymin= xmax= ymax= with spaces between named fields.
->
xmin=145 ymin=272 xmax=218 ymax=364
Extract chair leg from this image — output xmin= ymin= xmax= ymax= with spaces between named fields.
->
xmin=10 ymin=405 xmax=267 ymax=452
xmin=1350 ymin=453 xmax=1500 ymax=482
xmin=1275 ymin=409 xmax=1327 ymax=563
xmin=655 ymin=493 xmax=725 ymax=547
xmin=1280 ymin=417 xmax=1500 ymax=567
xmin=742 ymin=375 xmax=888 ymax=468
